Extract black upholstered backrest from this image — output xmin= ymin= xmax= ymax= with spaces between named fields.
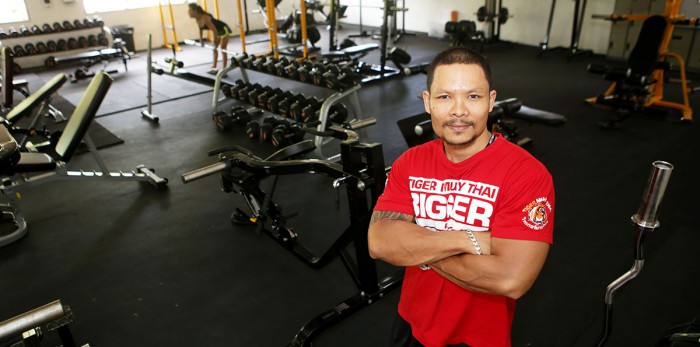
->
xmin=54 ymin=72 xmax=112 ymax=162
xmin=628 ymin=15 xmax=667 ymax=77
xmin=5 ymin=73 xmax=68 ymax=123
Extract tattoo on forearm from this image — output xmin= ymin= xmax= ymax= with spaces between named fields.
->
xmin=370 ymin=210 xmax=414 ymax=225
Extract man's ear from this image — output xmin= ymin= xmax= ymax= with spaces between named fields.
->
xmin=489 ymin=89 xmax=497 ymax=112
xmin=422 ymin=90 xmax=431 ymax=114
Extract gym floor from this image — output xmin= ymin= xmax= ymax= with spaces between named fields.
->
xmin=1 ymin=26 xmax=699 ymax=347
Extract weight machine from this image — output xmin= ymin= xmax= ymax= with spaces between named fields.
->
xmin=538 ymin=0 xmax=592 ymax=59
xmin=586 ymin=0 xmax=696 ymax=125
xmin=182 ymin=125 xmax=402 ymax=347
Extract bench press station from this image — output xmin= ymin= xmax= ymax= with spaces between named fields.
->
xmin=0 ymin=71 xmax=167 ymax=247
xmin=182 ymin=125 xmax=401 ymax=347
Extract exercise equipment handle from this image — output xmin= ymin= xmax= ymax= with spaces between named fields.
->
xmin=181 ymin=162 xmax=230 ymax=183
xmin=0 ymin=300 xmax=65 ymax=341
xmin=631 ymin=161 xmax=673 ymax=230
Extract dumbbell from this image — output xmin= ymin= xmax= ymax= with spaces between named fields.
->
xmin=283 ymin=60 xmax=301 ymax=80
xmin=83 ymin=18 xmax=96 ymax=28
xmin=229 ymin=52 xmax=247 ymax=68
xmin=271 ymin=121 xmax=305 ymax=148
xmin=8 ymin=27 xmax=20 ymax=38
xmin=259 ymin=116 xmax=291 ymax=143
xmin=245 ymin=120 xmax=260 ymax=140
xmin=267 ymin=91 xmax=294 ymax=114
xmin=308 ymin=103 xmax=349 ymax=125
xmin=278 ymin=93 xmax=306 ymax=119
xmin=52 ymin=22 xmax=64 ymax=32
xmin=67 ymin=38 xmax=79 ymax=50
xmin=30 ymin=25 xmax=43 ymax=35
xmin=263 ymin=56 xmax=278 ymax=74
xmin=273 ymin=57 xmax=291 ymax=76
xmin=73 ymin=19 xmax=86 ymax=30
xmin=301 ymin=97 xmax=322 ymax=123
xmin=97 ymin=34 xmax=109 ymax=46
xmin=93 ymin=17 xmax=105 ymax=26
xmin=237 ymin=83 xmax=263 ymax=103
xmin=310 ymin=63 xmax=327 ymax=86
xmin=220 ymin=83 xmax=233 ymax=98
xmin=45 ymin=40 xmax=57 ymax=52
xmin=241 ymin=54 xmax=257 ymax=69
xmin=164 ymin=57 xmax=184 ymax=68
xmin=229 ymin=80 xmax=250 ymax=100
xmin=12 ymin=45 xmax=26 ymax=57
xmin=251 ymin=56 xmax=268 ymax=71
xmin=0 ymin=29 xmax=7 ymax=39
xmin=56 ymin=39 xmax=68 ymax=51
xmin=23 ymin=44 xmax=37 ymax=55
xmin=248 ymin=86 xmax=273 ymax=107
xmin=19 ymin=25 xmax=31 ymax=36
xmin=35 ymin=42 xmax=48 ymax=54
xmin=258 ymin=88 xmax=284 ymax=110
xmin=78 ymin=36 xmax=89 ymax=48
xmin=42 ymin=23 xmax=53 ymax=33
xmin=62 ymin=21 xmax=75 ymax=31
xmin=324 ymin=67 xmax=357 ymax=90
xmin=88 ymin=35 xmax=98 ymax=47
xmin=297 ymin=61 xmax=314 ymax=83
xmin=289 ymin=96 xmax=318 ymax=122
xmin=231 ymin=106 xmax=262 ymax=127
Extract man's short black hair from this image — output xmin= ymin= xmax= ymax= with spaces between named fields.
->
xmin=426 ymin=47 xmax=493 ymax=91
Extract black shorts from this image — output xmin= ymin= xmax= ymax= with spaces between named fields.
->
xmin=391 ymin=313 xmax=471 ymax=347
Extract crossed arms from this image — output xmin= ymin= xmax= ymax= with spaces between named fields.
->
xmin=367 ymin=210 xmax=549 ymax=299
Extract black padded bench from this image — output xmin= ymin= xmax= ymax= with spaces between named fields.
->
xmin=323 ymin=43 xmax=379 ymax=63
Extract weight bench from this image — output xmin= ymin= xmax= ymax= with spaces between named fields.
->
xmin=0 ymin=72 xmax=168 ymax=247
xmin=586 ymin=15 xmax=693 ymax=126
xmin=45 ymin=40 xmax=131 ymax=84
xmin=2 ymin=73 xmax=69 ymax=148
xmin=323 ymin=43 xmax=379 ymax=63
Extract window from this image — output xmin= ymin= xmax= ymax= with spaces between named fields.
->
xmin=83 ymin=0 xmax=194 ymax=14
xmin=0 ymin=0 xmax=29 ymax=24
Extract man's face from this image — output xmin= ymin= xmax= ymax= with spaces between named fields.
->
xmin=423 ymin=63 xmax=496 ymax=148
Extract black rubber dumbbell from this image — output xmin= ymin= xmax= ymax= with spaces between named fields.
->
xmin=241 ymin=54 xmax=257 ymax=69
xmin=8 ymin=27 xmax=20 ymax=38
xmin=267 ymin=91 xmax=294 ymax=114
xmin=42 ymin=23 xmax=53 ymax=33
xmin=97 ymin=34 xmax=109 ymax=46
xmin=245 ymin=120 xmax=260 ymax=140
xmin=62 ymin=21 xmax=75 ymax=31
xmin=12 ymin=45 xmax=26 ymax=57
xmin=30 ymin=25 xmax=43 ymax=35
xmin=271 ymin=122 xmax=305 ymax=148
xmin=321 ymin=64 xmax=341 ymax=87
xmin=73 ymin=19 xmax=86 ymax=30
xmin=78 ymin=36 xmax=89 ymax=48
xmin=307 ymin=103 xmax=349 ymax=126
xmin=19 ymin=25 xmax=31 ymax=37
xmin=259 ymin=117 xmax=289 ymax=143
xmin=56 ymin=39 xmax=68 ymax=51
xmin=67 ymin=38 xmax=79 ymax=50
xmin=283 ymin=60 xmax=301 ymax=80
xmin=310 ymin=63 xmax=327 ymax=86
xmin=88 ymin=35 xmax=98 ymax=47
xmin=24 ymin=43 xmax=37 ymax=55
xmin=301 ymin=97 xmax=322 ymax=123
xmin=220 ymin=83 xmax=233 ymax=98
xmin=252 ymin=56 xmax=268 ymax=71
xmin=229 ymin=80 xmax=250 ymax=101
xmin=248 ymin=86 xmax=273 ymax=107
xmin=238 ymin=83 xmax=263 ymax=103
xmin=53 ymin=22 xmax=64 ymax=32
xmin=263 ymin=56 xmax=278 ymax=74
xmin=278 ymin=93 xmax=306 ymax=119
xmin=232 ymin=106 xmax=262 ymax=127
xmin=258 ymin=88 xmax=284 ymax=111
xmin=212 ymin=111 xmax=231 ymax=131
xmin=273 ymin=57 xmax=291 ymax=76
xmin=35 ymin=42 xmax=48 ymax=54
xmin=325 ymin=67 xmax=357 ymax=91
xmin=230 ymin=52 xmax=248 ymax=68
xmin=290 ymin=96 xmax=317 ymax=122
xmin=0 ymin=29 xmax=7 ymax=39
xmin=46 ymin=40 xmax=57 ymax=52
xmin=297 ymin=61 xmax=314 ymax=83
xmin=83 ymin=18 xmax=96 ymax=28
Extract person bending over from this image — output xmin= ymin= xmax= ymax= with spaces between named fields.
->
xmin=188 ymin=3 xmax=233 ymax=73
xmin=368 ymin=47 xmax=555 ymax=347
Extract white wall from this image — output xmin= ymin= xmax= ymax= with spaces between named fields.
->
xmin=340 ymin=0 xmax=616 ymax=55
xmin=6 ymin=0 xmax=299 ymax=52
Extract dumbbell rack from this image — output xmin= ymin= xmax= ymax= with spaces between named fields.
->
xmin=211 ymin=57 xmax=366 ymax=151
xmin=0 ymin=20 xmax=106 ymax=72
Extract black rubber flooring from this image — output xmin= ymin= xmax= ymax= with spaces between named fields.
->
xmin=1 ymin=29 xmax=699 ymax=347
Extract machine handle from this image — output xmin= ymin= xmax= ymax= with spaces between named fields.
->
xmin=181 ymin=162 xmax=229 ymax=183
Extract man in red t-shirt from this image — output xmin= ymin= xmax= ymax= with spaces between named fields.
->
xmin=368 ymin=47 xmax=555 ymax=347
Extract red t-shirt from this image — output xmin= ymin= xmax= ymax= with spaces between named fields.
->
xmin=374 ymin=135 xmax=555 ymax=347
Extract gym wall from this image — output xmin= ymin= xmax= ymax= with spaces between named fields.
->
xmin=8 ymin=0 xmax=297 ymax=53
xmin=339 ymin=0 xmax=616 ymax=55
